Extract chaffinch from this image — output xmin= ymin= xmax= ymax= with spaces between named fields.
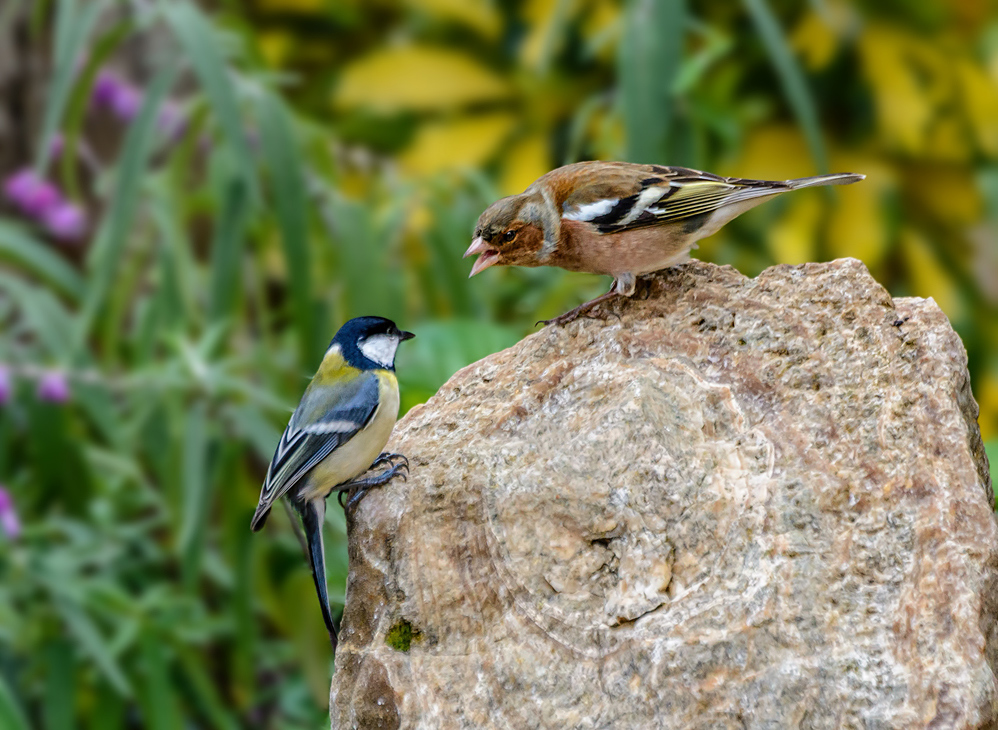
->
xmin=250 ymin=316 xmax=414 ymax=650
xmin=465 ymin=161 xmax=865 ymax=324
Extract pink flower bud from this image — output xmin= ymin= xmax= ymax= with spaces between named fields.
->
xmin=0 ymin=367 xmax=10 ymax=405
xmin=0 ymin=486 xmax=20 ymax=540
xmin=2 ymin=168 xmax=62 ymax=217
xmin=110 ymin=84 xmax=142 ymax=122
xmin=42 ymin=201 xmax=88 ymax=241
xmin=93 ymin=70 xmax=122 ymax=107
xmin=36 ymin=371 xmax=70 ymax=404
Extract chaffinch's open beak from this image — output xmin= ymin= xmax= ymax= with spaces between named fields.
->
xmin=464 ymin=236 xmax=500 ymax=277
xmin=400 ymin=331 xmax=415 ymax=341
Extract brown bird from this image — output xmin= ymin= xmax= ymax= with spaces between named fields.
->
xmin=465 ymin=161 xmax=865 ymax=325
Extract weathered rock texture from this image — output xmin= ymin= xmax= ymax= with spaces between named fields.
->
xmin=331 ymin=259 xmax=998 ymax=730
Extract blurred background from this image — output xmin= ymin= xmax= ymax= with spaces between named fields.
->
xmin=1 ymin=0 xmax=996 ymax=727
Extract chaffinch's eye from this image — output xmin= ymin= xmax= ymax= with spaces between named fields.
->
xmin=502 ymin=230 xmax=517 ymax=243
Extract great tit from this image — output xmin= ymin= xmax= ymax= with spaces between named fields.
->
xmin=250 ymin=316 xmax=415 ymax=649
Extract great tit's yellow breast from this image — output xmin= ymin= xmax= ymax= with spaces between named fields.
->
xmin=302 ymin=370 xmax=400 ymax=501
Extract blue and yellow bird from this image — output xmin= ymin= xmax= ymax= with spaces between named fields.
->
xmin=250 ymin=316 xmax=414 ymax=649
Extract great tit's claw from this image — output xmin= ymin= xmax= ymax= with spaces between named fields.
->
xmin=373 ymin=452 xmax=409 ymax=470
xmin=337 ymin=458 xmax=410 ymax=512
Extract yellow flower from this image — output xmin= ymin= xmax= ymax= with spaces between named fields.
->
xmin=400 ymin=114 xmax=516 ymax=174
xmin=335 ymin=45 xmax=511 ymax=113
xmin=956 ymin=59 xmax=998 ymax=157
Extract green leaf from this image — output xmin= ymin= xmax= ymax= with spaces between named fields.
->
xmin=256 ymin=92 xmax=317 ymax=368
xmin=177 ymin=647 xmax=240 ymax=730
xmin=326 ymin=193 xmax=405 ymax=323
xmin=226 ymin=402 xmax=281 ymax=462
xmin=208 ymin=162 xmax=252 ymax=320
xmin=43 ymin=640 xmax=74 ymax=730
xmin=148 ymin=186 xmax=197 ymax=329
xmin=163 ymin=2 xmax=257 ymax=197
xmin=0 ymin=673 xmax=30 ymax=730
xmin=57 ymin=599 xmax=132 ymax=696
xmin=90 ymin=682 xmax=126 ymax=730
xmin=618 ymin=0 xmax=686 ymax=163
xmin=742 ymin=0 xmax=828 ymax=172
xmin=223 ymin=499 xmax=256 ymax=707
xmin=0 ymin=220 xmax=84 ymax=300
xmin=178 ymin=401 xmax=210 ymax=585
xmin=0 ymin=271 xmax=78 ymax=360
xmin=38 ymin=0 xmax=107 ymax=172
xmin=137 ymin=630 xmax=182 ymax=730
xmin=80 ymin=63 xmax=178 ymax=344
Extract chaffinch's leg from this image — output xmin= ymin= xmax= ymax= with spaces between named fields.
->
xmin=538 ymin=273 xmax=636 ymax=327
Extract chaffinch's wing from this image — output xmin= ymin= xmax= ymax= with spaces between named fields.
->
xmin=251 ymin=370 xmax=380 ymax=528
xmin=544 ymin=163 xmax=796 ymax=235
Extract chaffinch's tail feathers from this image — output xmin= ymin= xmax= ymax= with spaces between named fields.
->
xmin=590 ymin=169 xmax=865 ymax=233
xmin=784 ymin=172 xmax=866 ymax=189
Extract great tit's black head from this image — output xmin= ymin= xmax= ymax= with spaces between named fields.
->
xmin=330 ymin=316 xmax=415 ymax=371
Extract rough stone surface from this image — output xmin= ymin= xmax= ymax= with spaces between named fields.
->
xmin=330 ymin=259 xmax=998 ymax=730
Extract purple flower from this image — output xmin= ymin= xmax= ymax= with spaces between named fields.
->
xmin=36 ymin=371 xmax=70 ymax=404
xmin=92 ymin=71 xmax=143 ymax=121
xmin=3 ymin=169 xmax=35 ymax=203
xmin=92 ymin=70 xmax=122 ymax=107
xmin=42 ymin=201 xmax=88 ymax=241
xmin=2 ymin=169 xmax=61 ymax=217
xmin=109 ymin=83 xmax=142 ymax=122
xmin=0 ymin=486 xmax=20 ymax=540
xmin=0 ymin=367 xmax=10 ymax=405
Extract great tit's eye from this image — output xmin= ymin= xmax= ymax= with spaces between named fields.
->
xmin=502 ymin=230 xmax=517 ymax=243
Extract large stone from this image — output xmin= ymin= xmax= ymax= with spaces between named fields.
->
xmin=330 ymin=259 xmax=998 ymax=729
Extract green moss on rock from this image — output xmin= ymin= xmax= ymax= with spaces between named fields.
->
xmin=385 ymin=619 xmax=421 ymax=652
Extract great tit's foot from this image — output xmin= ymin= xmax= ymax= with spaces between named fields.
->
xmin=372 ymin=452 xmax=409 ymax=471
xmin=336 ymin=460 xmax=409 ymax=511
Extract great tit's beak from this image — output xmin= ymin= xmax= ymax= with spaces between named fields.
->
xmin=464 ymin=236 xmax=499 ymax=277
xmin=400 ymin=331 xmax=415 ymax=341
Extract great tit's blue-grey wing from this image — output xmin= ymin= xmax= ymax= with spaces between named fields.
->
xmin=249 ymin=371 xmax=381 ymax=531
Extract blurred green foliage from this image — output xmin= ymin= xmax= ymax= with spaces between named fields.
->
xmin=0 ymin=0 xmax=996 ymax=726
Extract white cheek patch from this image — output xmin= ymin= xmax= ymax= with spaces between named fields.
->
xmin=358 ymin=334 xmax=400 ymax=368
xmin=562 ymin=198 xmax=619 ymax=222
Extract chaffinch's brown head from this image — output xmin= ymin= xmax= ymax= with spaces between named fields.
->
xmin=464 ymin=194 xmax=547 ymax=276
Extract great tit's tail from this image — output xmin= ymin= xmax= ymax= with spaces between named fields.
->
xmin=784 ymin=172 xmax=866 ymax=189
xmin=298 ymin=498 xmax=338 ymax=650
